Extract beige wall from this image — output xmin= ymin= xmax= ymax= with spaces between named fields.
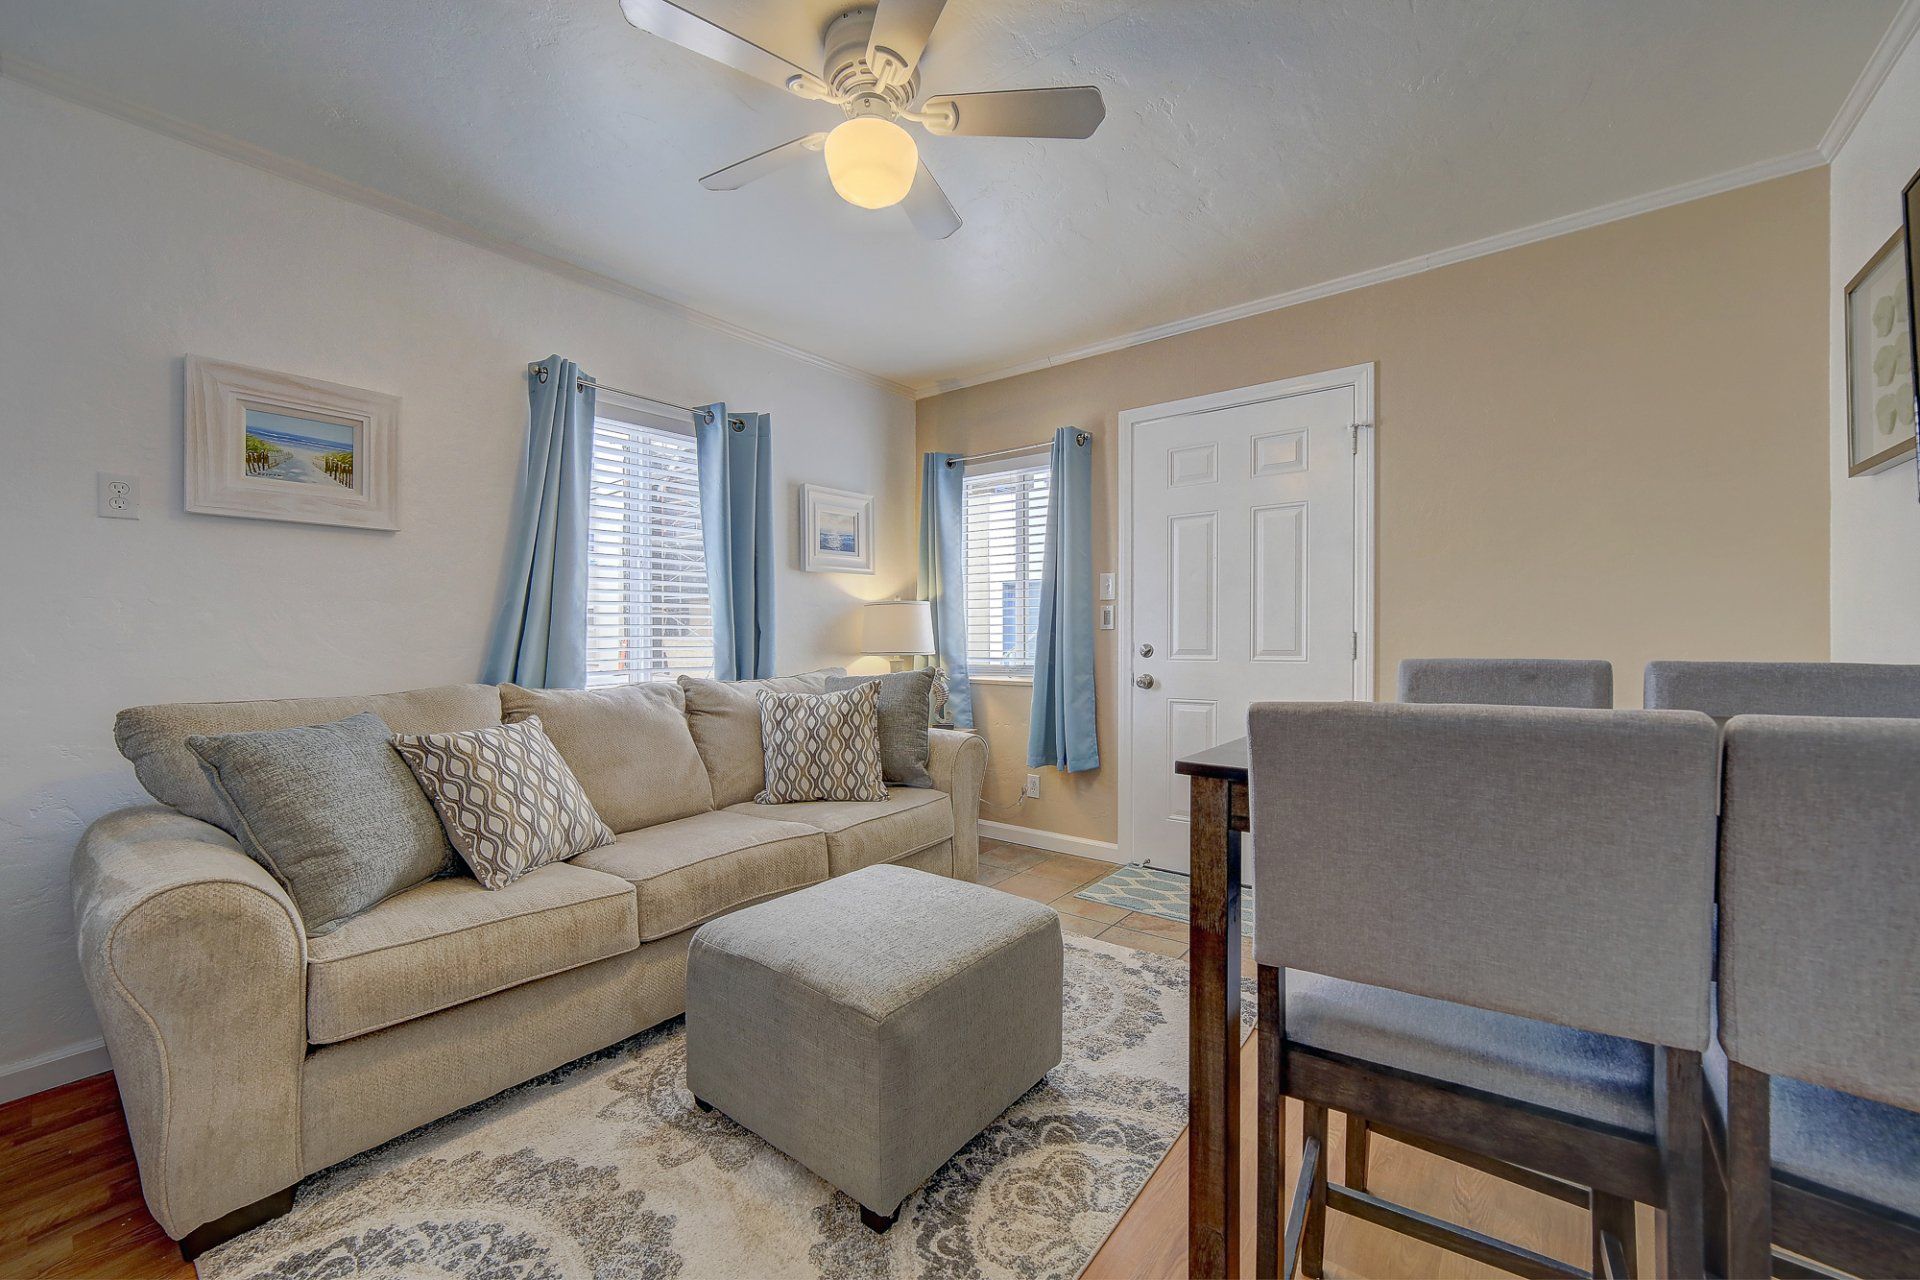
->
xmin=918 ymin=169 xmax=1831 ymax=847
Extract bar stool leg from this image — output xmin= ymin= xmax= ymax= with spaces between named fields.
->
xmin=1302 ymin=1103 xmax=1329 ymax=1279
xmin=1344 ymin=1116 xmax=1370 ymax=1193
xmin=1257 ymin=966 xmax=1285 ymax=1280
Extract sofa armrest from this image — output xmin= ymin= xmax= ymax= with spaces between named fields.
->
xmin=927 ymin=729 xmax=988 ymax=882
xmin=71 ymin=806 xmax=307 ymax=1239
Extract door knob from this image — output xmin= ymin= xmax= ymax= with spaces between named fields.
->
xmin=1134 ymin=674 xmax=1156 ymax=689
xmin=1138 ymin=643 xmax=1154 ymax=657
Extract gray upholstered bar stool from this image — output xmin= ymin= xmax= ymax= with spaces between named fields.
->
xmin=1248 ymin=702 xmax=1720 ymax=1280
xmin=1644 ymin=660 xmax=1920 ymax=720
xmin=1716 ymin=715 xmax=1920 ymax=1278
xmin=1400 ymin=657 xmax=1614 ymax=708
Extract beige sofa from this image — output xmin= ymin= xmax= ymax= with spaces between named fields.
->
xmin=70 ymin=671 xmax=987 ymax=1254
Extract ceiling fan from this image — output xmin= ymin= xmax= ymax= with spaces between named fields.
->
xmin=618 ymin=0 xmax=1107 ymax=239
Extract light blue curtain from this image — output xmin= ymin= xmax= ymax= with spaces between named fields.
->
xmin=698 ymin=405 xmax=776 ymax=680
xmin=1028 ymin=428 xmax=1098 ymax=771
xmin=482 ymin=356 xmax=596 ymax=688
xmin=920 ymin=453 xmax=973 ymax=728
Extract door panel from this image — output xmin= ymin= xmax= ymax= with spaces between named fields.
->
xmin=1127 ymin=374 xmax=1367 ymax=874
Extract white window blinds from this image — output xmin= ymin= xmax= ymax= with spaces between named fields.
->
xmin=587 ymin=405 xmax=713 ymax=686
xmin=963 ymin=455 xmax=1051 ymax=677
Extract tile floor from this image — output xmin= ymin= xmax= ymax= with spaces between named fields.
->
xmin=974 ymin=838 xmax=1257 ymax=969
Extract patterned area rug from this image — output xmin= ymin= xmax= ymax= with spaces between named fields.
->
xmin=198 ymin=935 xmax=1215 ymax=1280
xmin=1074 ymin=863 xmax=1256 ymax=936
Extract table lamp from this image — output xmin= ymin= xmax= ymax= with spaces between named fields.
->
xmin=861 ymin=599 xmax=935 ymax=671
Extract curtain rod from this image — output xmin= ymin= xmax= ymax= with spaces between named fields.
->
xmin=526 ymin=362 xmax=716 ymax=425
xmin=944 ymin=432 xmax=1089 ymax=467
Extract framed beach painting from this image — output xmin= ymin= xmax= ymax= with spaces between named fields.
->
xmin=186 ymin=357 xmax=400 ymax=529
xmin=1844 ymin=230 xmax=1917 ymax=477
xmin=800 ymin=484 xmax=874 ymax=573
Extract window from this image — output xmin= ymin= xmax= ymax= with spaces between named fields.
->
xmin=587 ymin=402 xmax=712 ymax=686
xmin=963 ymin=454 xmax=1051 ymax=678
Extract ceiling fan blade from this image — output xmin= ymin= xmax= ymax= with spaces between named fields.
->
xmin=920 ymin=86 xmax=1106 ymax=139
xmin=700 ymin=134 xmax=827 ymax=191
xmin=619 ymin=0 xmax=829 ymax=97
xmin=901 ymin=161 xmax=962 ymax=240
xmin=867 ymin=0 xmax=948 ymax=89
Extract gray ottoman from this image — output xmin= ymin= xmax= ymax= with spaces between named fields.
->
xmin=685 ymin=863 xmax=1063 ymax=1230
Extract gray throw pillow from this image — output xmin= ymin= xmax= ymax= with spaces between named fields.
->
xmin=825 ymin=669 xmax=935 ymax=787
xmin=187 ymin=712 xmax=454 ymax=935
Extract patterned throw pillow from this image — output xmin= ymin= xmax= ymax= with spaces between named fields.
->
xmin=755 ymin=682 xmax=889 ymax=804
xmin=391 ymin=716 xmax=614 ymax=889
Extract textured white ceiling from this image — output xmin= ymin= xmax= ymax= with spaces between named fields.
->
xmin=0 ymin=0 xmax=1898 ymax=391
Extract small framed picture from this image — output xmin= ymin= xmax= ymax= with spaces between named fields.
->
xmin=800 ymin=484 xmax=874 ymax=574
xmin=1844 ymin=230 xmax=1917 ymax=477
xmin=186 ymin=357 xmax=400 ymax=529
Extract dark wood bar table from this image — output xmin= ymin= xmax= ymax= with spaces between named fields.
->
xmin=1175 ymin=738 xmax=1251 ymax=1279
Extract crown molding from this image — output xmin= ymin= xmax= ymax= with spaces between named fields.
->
xmin=0 ymin=52 xmax=917 ymax=402
xmin=913 ymin=146 xmax=1826 ymax=397
xmin=1819 ymin=0 xmax=1920 ymax=161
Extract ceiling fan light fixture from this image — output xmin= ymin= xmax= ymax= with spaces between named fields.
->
xmin=823 ymin=117 xmax=918 ymax=210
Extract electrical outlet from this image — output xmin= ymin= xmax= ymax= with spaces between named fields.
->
xmin=1023 ymin=774 xmax=1041 ymax=799
xmin=1099 ymin=572 xmax=1116 ymax=601
xmin=1099 ymin=604 xmax=1115 ymax=630
xmin=97 ymin=473 xmax=139 ymax=519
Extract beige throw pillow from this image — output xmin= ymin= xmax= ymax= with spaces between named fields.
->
xmin=392 ymin=716 xmax=614 ymax=889
xmin=755 ymin=683 xmax=888 ymax=805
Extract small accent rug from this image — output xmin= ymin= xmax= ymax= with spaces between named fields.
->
xmin=199 ymin=935 xmax=1238 ymax=1280
xmin=1074 ymin=863 xmax=1255 ymax=936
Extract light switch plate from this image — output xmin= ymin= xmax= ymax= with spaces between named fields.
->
xmin=1099 ymin=572 xmax=1116 ymax=600
xmin=1099 ymin=604 xmax=1116 ymax=630
xmin=97 ymin=473 xmax=139 ymax=519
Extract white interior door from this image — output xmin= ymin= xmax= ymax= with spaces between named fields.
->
xmin=1122 ymin=366 xmax=1374 ymax=874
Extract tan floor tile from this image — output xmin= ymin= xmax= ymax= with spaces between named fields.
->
xmin=1037 ymin=853 xmax=1115 ymax=883
xmin=1116 ymin=911 xmax=1189 ymax=941
xmin=973 ymin=863 xmax=1017 ymax=887
xmin=1097 ymin=926 xmax=1186 ymax=958
xmin=995 ymin=867 xmax=1090 ymax=903
xmin=980 ymin=844 xmax=1049 ymax=873
xmin=1057 ymin=913 xmax=1106 ymax=939
xmin=1049 ymin=892 xmax=1131 ymax=925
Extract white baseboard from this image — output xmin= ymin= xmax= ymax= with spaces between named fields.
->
xmin=0 ymin=1038 xmax=112 ymax=1105
xmin=979 ymin=820 xmax=1124 ymax=865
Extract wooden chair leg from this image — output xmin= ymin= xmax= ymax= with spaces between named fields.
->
xmin=1655 ymin=1048 xmax=1705 ymax=1279
xmin=1723 ymin=1064 xmax=1773 ymax=1280
xmin=1258 ymin=965 xmax=1285 ymax=1280
xmin=1302 ymin=1102 xmax=1329 ymax=1279
xmin=1592 ymin=1191 xmax=1638 ymax=1279
xmin=1344 ymin=1115 xmax=1370 ymax=1193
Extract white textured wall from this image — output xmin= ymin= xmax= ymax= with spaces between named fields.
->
xmin=0 ymin=74 xmax=916 ymax=1098
xmin=1831 ymin=31 xmax=1920 ymax=659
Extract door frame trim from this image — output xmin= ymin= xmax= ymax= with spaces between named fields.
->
xmin=1116 ymin=363 xmax=1377 ymax=867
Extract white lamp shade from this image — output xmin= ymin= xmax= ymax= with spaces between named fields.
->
xmin=824 ymin=117 xmax=919 ymax=210
xmin=862 ymin=599 xmax=936 ymax=655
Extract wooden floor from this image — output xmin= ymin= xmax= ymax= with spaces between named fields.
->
xmin=0 ymin=838 xmax=1648 ymax=1279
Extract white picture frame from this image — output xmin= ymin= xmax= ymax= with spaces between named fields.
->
xmin=186 ymin=356 xmax=400 ymax=530
xmin=801 ymin=484 xmax=874 ymax=574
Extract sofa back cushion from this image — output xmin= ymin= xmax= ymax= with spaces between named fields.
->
xmin=116 ymin=683 xmax=503 ymax=832
xmin=500 ymin=682 xmax=713 ymax=832
xmin=678 ymin=669 xmax=844 ymax=808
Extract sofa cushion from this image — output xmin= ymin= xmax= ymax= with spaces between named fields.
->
xmin=187 ymin=712 xmax=454 ymax=935
xmin=116 ymin=683 xmax=502 ymax=832
xmin=573 ymin=809 xmax=828 ymax=941
xmin=305 ymin=861 xmax=638 ymax=1044
xmin=678 ymin=669 xmax=844 ymax=807
xmin=500 ymin=682 xmax=714 ymax=832
xmin=728 ymin=787 xmax=952 ymax=877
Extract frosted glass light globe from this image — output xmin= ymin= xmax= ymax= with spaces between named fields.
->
xmin=824 ymin=117 xmax=918 ymax=210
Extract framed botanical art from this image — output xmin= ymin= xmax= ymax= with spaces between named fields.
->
xmin=800 ymin=484 xmax=874 ymax=573
xmin=1844 ymin=230 xmax=1917 ymax=477
xmin=186 ymin=357 xmax=401 ymax=529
